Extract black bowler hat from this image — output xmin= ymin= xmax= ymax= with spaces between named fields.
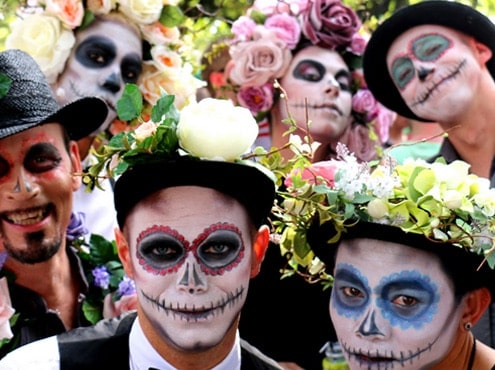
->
xmin=114 ymin=157 xmax=276 ymax=229
xmin=363 ymin=1 xmax=495 ymax=121
xmin=0 ymin=49 xmax=108 ymax=140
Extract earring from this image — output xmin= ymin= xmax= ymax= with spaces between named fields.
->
xmin=464 ymin=322 xmax=472 ymax=331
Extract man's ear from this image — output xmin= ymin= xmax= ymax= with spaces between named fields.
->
xmin=460 ymin=287 xmax=491 ymax=329
xmin=250 ymin=225 xmax=270 ymax=278
xmin=115 ymin=228 xmax=134 ymax=279
xmin=69 ymin=140 xmax=82 ymax=191
xmin=471 ymin=38 xmax=492 ymax=66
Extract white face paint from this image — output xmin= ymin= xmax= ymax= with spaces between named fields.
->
xmin=278 ymin=46 xmax=353 ymax=144
xmin=53 ymin=18 xmax=142 ymax=132
xmin=124 ymin=186 xmax=253 ymax=351
xmin=386 ymin=25 xmax=483 ymax=123
xmin=330 ymin=238 xmax=462 ymax=370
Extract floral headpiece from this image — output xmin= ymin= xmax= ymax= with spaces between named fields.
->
xmin=268 ymin=144 xmax=495 ymax=284
xmin=222 ymin=0 xmax=393 ymax=143
xmin=5 ymin=0 xmax=204 ymax=110
xmin=84 ymin=83 xmax=264 ymax=189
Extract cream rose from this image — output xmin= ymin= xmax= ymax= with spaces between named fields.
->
xmin=87 ymin=0 xmax=116 ymax=14
xmin=177 ymin=98 xmax=258 ymax=161
xmin=6 ymin=14 xmax=75 ymax=83
xmin=117 ymin=0 xmax=163 ymax=24
xmin=134 ymin=120 xmax=157 ymax=141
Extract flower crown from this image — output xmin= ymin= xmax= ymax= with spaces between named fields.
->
xmin=267 ymin=144 xmax=495 ymax=284
xmin=6 ymin=0 xmax=204 ymax=110
xmin=221 ymin=0 xmax=392 ymax=142
xmin=84 ymin=83 xmax=267 ymax=190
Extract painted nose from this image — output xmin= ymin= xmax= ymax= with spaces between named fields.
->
xmin=177 ymin=260 xmax=207 ymax=294
xmin=5 ymin=169 xmax=38 ymax=200
xmin=417 ymin=66 xmax=434 ymax=81
xmin=102 ymin=72 xmax=122 ymax=93
xmin=357 ymin=310 xmax=385 ymax=338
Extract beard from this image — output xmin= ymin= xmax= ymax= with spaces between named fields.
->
xmin=3 ymin=231 xmax=62 ymax=264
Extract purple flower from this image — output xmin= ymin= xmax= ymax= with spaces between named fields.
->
xmin=66 ymin=212 xmax=88 ymax=242
xmin=0 ymin=253 xmax=7 ymax=270
xmin=92 ymin=266 xmax=110 ymax=290
xmin=300 ymin=0 xmax=361 ymax=50
xmin=117 ymin=276 xmax=136 ymax=297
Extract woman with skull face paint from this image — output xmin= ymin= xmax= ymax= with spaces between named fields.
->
xmin=222 ymin=0 xmax=395 ymax=163
xmin=5 ymin=1 xmax=205 ymax=242
xmin=273 ymin=150 xmax=495 ymax=370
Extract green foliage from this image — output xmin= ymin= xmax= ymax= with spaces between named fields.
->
xmin=0 ymin=72 xmax=11 ymax=98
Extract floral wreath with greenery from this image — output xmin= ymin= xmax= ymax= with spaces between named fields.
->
xmin=219 ymin=0 xmax=394 ymax=148
xmin=5 ymin=0 xmax=204 ymax=113
xmin=264 ymin=142 xmax=495 ymax=287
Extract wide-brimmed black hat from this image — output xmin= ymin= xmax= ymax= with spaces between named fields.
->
xmin=0 ymin=49 xmax=108 ymax=140
xmin=363 ymin=1 xmax=495 ymax=121
xmin=114 ymin=157 xmax=276 ymax=229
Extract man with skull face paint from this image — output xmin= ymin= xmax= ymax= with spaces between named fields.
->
xmin=363 ymin=0 xmax=495 ymax=349
xmin=0 ymin=97 xmax=282 ymax=369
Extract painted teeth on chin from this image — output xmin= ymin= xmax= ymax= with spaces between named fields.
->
xmin=6 ymin=207 xmax=46 ymax=225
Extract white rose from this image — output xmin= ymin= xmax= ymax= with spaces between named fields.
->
xmin=117 ymin=0 xmax=163 ymax=24
xmin=177 ymin=98 xmax=258 ymax=161
xmin=87 ymin=0 xmax=117 ymax=14
xmin=6 ymin=14 xmax=75 ymax=83
xmin=0 ymin=278 xmax=14 ymax=341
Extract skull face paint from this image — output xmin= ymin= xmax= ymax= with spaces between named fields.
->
xmin=330 ymin=238 xmax=462 ymax=370
xmin=386 ymin=25 xmax=484 ymax=122
xmin=123 ymin=186 xmax=254 ymax=351
xmin=53 ymin=17 xmax=142 ymax=133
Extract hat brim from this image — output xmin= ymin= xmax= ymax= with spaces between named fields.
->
xmin=363 ymin=1 xmax=495 ymax=121
xmin=43 ymin=97 xmax=109 ymax=141
xmin=114 ymin=157 xmax=276 ymax=229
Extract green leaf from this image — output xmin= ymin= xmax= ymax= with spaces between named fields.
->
xmin=0 ymin=73 xmax=12 ymax=98
xmin=117 ymin=84 xmax=143 ymax=121
xmin=159 ymin=5 xmax=184 ymax=27
xmin=151 ymin=94 xmax=176 ymax=123
xmin=82 ymin=300 xmax=102 ymax=325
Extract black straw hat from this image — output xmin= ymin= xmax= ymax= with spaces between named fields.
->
xmin=114 ymin=157 xmax=276 ymax=229
xmin=363 ymin=1 xmax=495 ymax=121
xmin=0 ymin=49 xmax=108 ymax=140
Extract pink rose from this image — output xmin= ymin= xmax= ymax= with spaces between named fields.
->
xmin=285 ymin=161 xmax=337 ymax=188
xmin=265 ymin=13 xmax=301 ymax=49
xmin=237 ymin=83 xmax=274 ymax=115
xmin=372 ymin=104 xmax=397 ymax=144
xmin=347 ymin=33 xmax=367 ymax=56
xmin=251 ymin=0 xmax=310 ymax=16
xmin=336 ymin=123 xmax=377 ymax=162
xmin=44 ymin=0 xmax=84 ymax=29
xmin=352 ymin=89 xmax=377 ymax=115
xmin=103 ymin=292 xmax=138 ymax=319
xmin=301 ymin=0 xmax=361 ymax=50
xmin=231 ymin=16 xmax=257 ymax=43
xmin=228 ymin=31 xmax=292 ymax=87
xmin=0 ymin=278 xmax=14 ymax=341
